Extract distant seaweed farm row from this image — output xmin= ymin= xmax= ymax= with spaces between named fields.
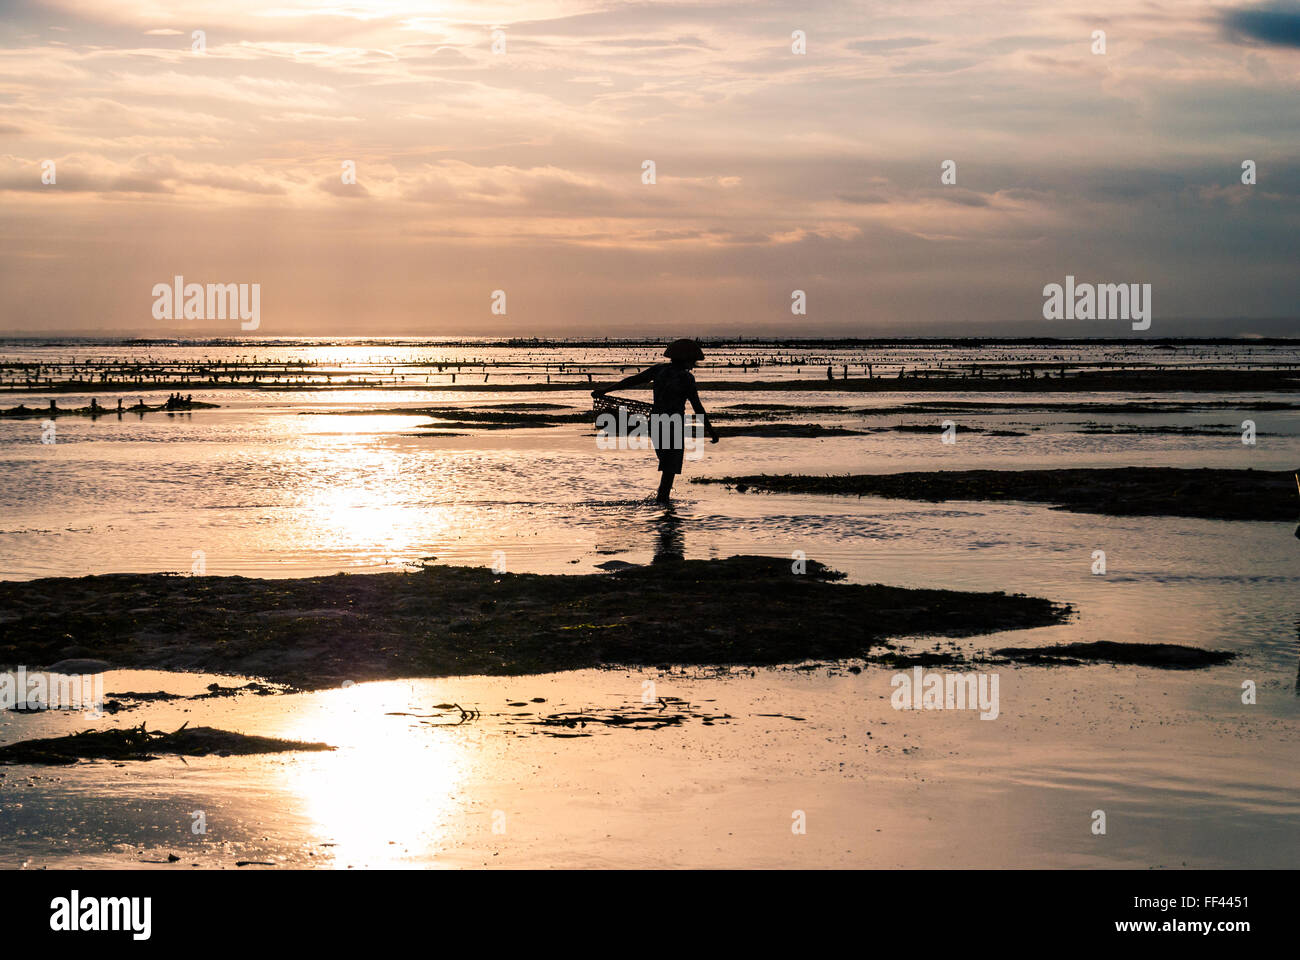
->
xmin=2 ymin=362 xmax=1299 ymax=395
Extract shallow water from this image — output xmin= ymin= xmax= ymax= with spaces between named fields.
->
xmin=2 ymin=341 xmax=1298 ymax=867
xmin=3 ymin=381 xmax=1299 ymax=581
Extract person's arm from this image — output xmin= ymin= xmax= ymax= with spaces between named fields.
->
xmin=688 ymin=384 xmax=720 ymax=443
xmin=591 ymin=364 xmax=657 ymax=397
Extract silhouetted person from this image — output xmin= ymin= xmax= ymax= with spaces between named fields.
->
xmin=592 ymin=339 xmax=719 ymax=503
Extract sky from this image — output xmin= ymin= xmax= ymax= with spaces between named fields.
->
xmin=1 ymin=0 xmax=1299 ymax=338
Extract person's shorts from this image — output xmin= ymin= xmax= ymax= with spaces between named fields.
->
xmin=654 ymin=442 xmax=685 ymax=475
xmin=650 ymin=408 xmax=688 ymax=474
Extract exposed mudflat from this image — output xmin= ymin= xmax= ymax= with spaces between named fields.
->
xmin=0 ymin=557 xmax=1071 ymax=689
xmin=697 ymin=467 xmax=1299 ymax=522
xmin=988 ymin=640 xmax=1235 ymax=669
xmin=0 ymin=722 xmax=334 ymax=765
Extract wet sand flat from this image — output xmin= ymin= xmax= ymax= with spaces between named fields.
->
xmin=2 ymin=664 xmax=1294 ymax=869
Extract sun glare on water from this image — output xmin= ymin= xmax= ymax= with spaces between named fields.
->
xmin=276 ymin=682 xmax=478 ymax=868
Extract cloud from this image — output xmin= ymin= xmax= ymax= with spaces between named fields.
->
xmin=1223 ymin=3 xmax=1300 ymax=48
xmin=318 ymin=175 xmax=371 ymax=198
xmin=835 ymin=192 xmax=889 ymax=205
xmin=847 ymin=37 xmax=934 ymax=54
xmin=0 ymin=153 xmax=293 ymax=197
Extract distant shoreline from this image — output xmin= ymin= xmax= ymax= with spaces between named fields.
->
xmin=3 ymin=335 xmax=1300 ymax=349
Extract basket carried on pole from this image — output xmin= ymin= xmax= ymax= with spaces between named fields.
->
xmin=593 ymin=393 xmax=654 ymax=434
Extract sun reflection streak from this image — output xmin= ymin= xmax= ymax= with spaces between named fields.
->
xmin=290 ymin=436 xmax=454 ymax=559
xmin=274 ymin=682 xmax=477 ymax=868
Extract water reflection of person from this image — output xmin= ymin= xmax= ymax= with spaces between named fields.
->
xmin=590 ymin=339 xmax=720 ymax=504
xmin=652 ymin=508 xmax=685 ymax=564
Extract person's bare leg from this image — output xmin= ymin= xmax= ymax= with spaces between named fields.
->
xmin=656 ymin=472 xmax=674 ymax=503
